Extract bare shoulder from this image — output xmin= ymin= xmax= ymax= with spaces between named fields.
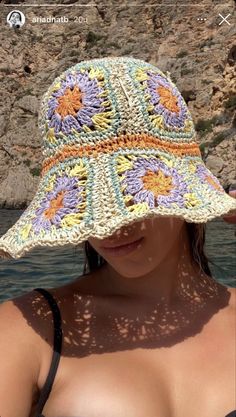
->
xmin=0 ymin=291 xmax=45 ymax=411
xmin=0 ymin=289 xmax=51 ymax=346
xmin=0 ymin=288 xmax=58 ymax=364
xmin=0 ymin=290 xmax=41 ymax=338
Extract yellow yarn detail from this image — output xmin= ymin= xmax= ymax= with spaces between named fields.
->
xmin=184 ymin=193 xmax=201 ymax=207
xmin=147 ymin=104 xmax=154 ymax=112
xmin=50 ymin=225 xmax=57 ymax=236
xmin=46 ymin=128 xmax=57 ymax=144
xmin=64 ymin=166 xmax=71 ymax=176
xmin=69 ymin=163 xmax=86 ymax=177
xmin=116 ymin=155 xmax=133 ymax=173
xmin=89 ymin=67 xmax=104 ymax=81
xmin=49 ymin=82 xmax=61 ymax=95
xmin=150 ymin=114 xmax=164 ymax=129
xmin=136 ymin=68 xmax=149 ymax=82
xmin=159 ymin=156 xmax=173 ymax=168
xmin=126 ymin=155 xmax=138 ymax=161
xmin=98 ymin=90 xmax=109 ymax=98
xmin=20 ymin=224 xmax=32 ymax=240
xmin=45 ymin=174 xmax=56 ymax=192
xmin=61 ymin=212 xmax=84 ymax=227
xmin=124 ymin=194 xmax=133 ymax=203
xmin=82 ymin=125 xmax=93 ymax=132
xmin=184 ymin=119 xmax=194 ymax=132
xmin=188 ymin=161 xmax=196 ymax=173
xmin=78 ymin=202 xmax=86 ymax=209
xmin=101 ymin=100 xmax=111 ymax=108
xmin=39 ymin=229 xmax=46 ymax=237
xmin=92 ymin=111 xmax=114 ymax=129
xmin=128 ymin=201 xmax=149 ymax=213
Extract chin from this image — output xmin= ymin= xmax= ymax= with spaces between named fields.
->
xmin=105 ymin=254 xmax=157 ymax=279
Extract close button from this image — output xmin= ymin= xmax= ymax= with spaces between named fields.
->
xmin=218 ymin=13 xmax=231 ymax=26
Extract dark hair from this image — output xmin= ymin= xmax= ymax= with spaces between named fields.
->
xmin=82 ymin=222 xmax=213 ymax=277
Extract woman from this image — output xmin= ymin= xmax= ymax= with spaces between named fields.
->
xmin=7 ymin=10 xmax=23 ymax=28
xmin=0 ymin=56 xmax=235 ymax=417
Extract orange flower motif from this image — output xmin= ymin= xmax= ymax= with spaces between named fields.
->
xmin=44 ymin=191 xmax=65 ymax=220
xmin=156 ymin=86 xmax=179 ymax=113
xmin=56 ymin=86 xmax=84 ymax=119
xmin=141 ymin=170 xmax=173 ymax=197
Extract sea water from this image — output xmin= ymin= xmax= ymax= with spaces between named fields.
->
xmin=0 ymin=209 xmax=235 ymax=303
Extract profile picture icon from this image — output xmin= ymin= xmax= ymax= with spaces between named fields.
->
xmin=7 ymin=10 xmax=25 ymax=29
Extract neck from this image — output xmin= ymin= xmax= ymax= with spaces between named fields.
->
xmin=97 ymin=224 xmax=219 ymax=306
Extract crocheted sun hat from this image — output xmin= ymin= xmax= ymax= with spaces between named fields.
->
xmin=0 ymin=56 xmax=236 ymax=259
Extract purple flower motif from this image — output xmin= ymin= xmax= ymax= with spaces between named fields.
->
xmin=120 ymin=157 xmax=189 ymax=209
xmin=196 ymin=164 xmax=224 ymax=193
xmin=145 ymin=71 xmax=188 ymax=128
xmin=46 ymin=70 xmax=105 ymax=135
xmin=32 ymin=175 xmax=84 ymax=235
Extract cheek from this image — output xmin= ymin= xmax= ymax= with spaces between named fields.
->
xmin=94 ymin=233 xmax=166 ymax=272
xmin=140 ymin=218 xmax=183 ymax=263
xmin=140 ymin=232 xmax=170 ymax=265
xmin=87 ymin=218 xmax=184 ymax=268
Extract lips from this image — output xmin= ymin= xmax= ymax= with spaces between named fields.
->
xmin=101 ymin=237 xmax=145 ymax=257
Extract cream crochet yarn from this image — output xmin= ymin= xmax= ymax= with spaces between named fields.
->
xmin=0 ymin=56 xmax=235 ymax=259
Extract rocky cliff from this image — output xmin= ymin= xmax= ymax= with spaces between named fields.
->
xmin=0 ymin=0 xmax=235 ymax=208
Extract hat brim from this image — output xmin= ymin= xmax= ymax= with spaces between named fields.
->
xmin=0 ymin=149 xmax=236 ymax=259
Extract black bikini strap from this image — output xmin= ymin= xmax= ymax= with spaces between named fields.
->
xmin=33 ymin=287 xmax=63 ymax=415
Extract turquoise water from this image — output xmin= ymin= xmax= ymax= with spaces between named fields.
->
xmin=0 ymin=209 xmax=235 ymax=302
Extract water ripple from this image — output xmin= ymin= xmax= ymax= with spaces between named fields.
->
xmin=0 ymin=209 xmax=235 ymax=302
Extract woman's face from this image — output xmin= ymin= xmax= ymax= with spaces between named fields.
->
xmin=88 ymin=216 xmax=185 ymax=278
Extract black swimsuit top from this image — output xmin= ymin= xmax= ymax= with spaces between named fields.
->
xmin=32 ymin=287 xmax=236 ymax=417
xmin=33 ymin=288 xmax=63 ymax=417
